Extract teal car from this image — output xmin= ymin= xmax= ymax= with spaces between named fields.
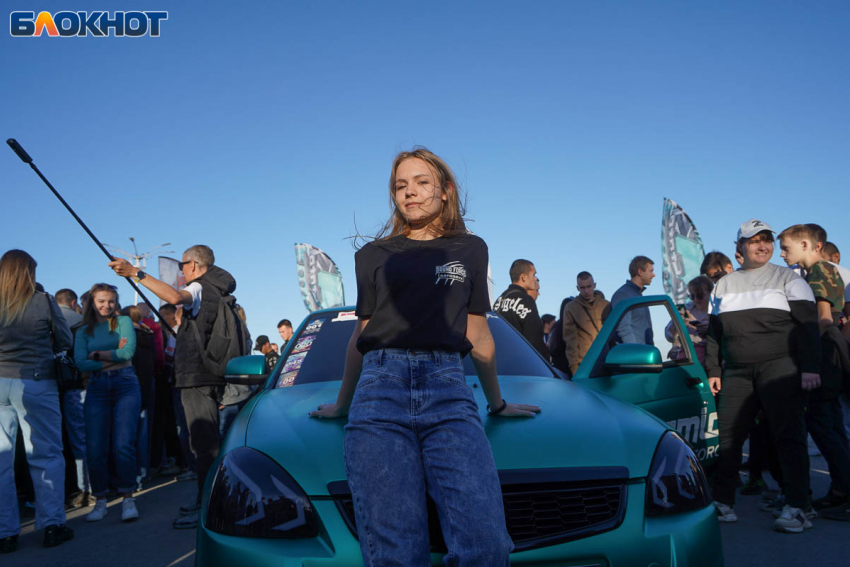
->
xmin=196 ymin=299 xmax=722 ymax=566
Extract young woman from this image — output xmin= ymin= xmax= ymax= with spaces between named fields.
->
xmin=0 ymin=250 xmax=74 ymax=551
xmin=74 ymin=283 xmax=141 ymax=522
xmin=310 ymin=148 xmax=540 ymax=566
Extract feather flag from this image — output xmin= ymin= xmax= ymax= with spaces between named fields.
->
xmin=661 ymin=199 xmax=705 ymax=305
xmin=295 ymin=243 xmax=345 ymax=312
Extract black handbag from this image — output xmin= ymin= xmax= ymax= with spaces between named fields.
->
xmin=48 ymin=295 xmax=84 ymax=392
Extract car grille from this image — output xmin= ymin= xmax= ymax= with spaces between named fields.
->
xmin=328 ymin=469 xmax=627 ymax=553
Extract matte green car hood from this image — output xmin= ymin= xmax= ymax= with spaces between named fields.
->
xmin=242 ymin=376 xmax=667 ymax=496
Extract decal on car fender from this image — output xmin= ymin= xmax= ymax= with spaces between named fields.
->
xmin=667 ymin=407 xmax=719 ymax=461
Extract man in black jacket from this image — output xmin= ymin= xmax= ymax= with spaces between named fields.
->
xmin=109 ymin=244 xmax=238 ymax=529
xmin=493 ymin=259 xmax=549 ymax=359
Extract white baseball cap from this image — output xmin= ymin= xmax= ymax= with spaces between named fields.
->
xmin=737 ymin=219 xmax=775 ymax=241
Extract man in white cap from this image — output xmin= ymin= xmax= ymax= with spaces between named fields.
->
xmin=705 ymin=219 xmax=822 ymax=533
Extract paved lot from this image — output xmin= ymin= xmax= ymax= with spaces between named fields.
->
xmin=5 ymin=476 xmax=197 ymax=567
xmin=4 ymin=455 xmax=846 ymax=566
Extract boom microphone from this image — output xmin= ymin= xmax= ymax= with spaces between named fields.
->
xmin=6 ymin=138 xmax=176 ymax=337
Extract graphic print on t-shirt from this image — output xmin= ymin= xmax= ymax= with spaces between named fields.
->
xmin=435 ymin=261 xmax=467 ymax=285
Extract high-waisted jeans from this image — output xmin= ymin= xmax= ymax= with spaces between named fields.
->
xmin=344 ymin=349 xmax=513 ymax=567
xmin=85 ymin=366 xmax=141 ymax=496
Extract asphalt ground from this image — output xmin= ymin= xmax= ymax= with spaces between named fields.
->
xmin=3 ymin=455 xmax=846 ymax=566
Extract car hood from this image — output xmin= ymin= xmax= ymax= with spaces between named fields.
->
xmin=243 ymin=377 xmax=666 ymax=496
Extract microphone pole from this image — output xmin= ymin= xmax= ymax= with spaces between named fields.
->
xmin=6 ymin=138 xmax=176 ymax=337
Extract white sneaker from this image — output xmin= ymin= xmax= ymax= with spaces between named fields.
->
xmin=121 ymin=497 xmax=139 ymax=522
xmin=86 ymin=499 xmax=108 ymax=522
xmin=715 ymin=501 xmax=738 ymax=522
xmin=774 ymin=505 xmax=813 ymax=533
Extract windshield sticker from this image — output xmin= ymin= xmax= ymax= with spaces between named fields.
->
xmin=332 ymin=310 xmax=357 ymax=322
xmin=283 ymin=351 xmax=307 ymax=373
xmin=292 ymin=334 xmax=317 ymax=354
xmin=303 ymin=318 xmax=325 ymax=334
xmin=277 ymin=371 xmax=298 ymax=388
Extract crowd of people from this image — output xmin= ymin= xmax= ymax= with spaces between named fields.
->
xmin=0 ymin=245 xmax=294 ymax=553
xmin=493 ymin=220 xmax=850 ymax=533
xmin=0 ymin=169 xmax=850 ymax=557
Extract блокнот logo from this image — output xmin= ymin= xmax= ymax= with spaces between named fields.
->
xmin=10 ymin=11 xmax=168 ymax=37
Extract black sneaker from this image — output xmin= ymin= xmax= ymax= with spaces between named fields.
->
xmin=812 ymin=492 xmax=850 ymax=511
xmin=0 ymin=535 xmax=18 ymax=554
xmin=43 ymin=524 xmax=74 ymax=548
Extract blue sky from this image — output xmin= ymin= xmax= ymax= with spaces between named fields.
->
xmin=3 ymin=1 xmax=848 ymax=345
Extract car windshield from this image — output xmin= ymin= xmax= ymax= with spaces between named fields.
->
xmin=273 ymin=311 xmax=559 ymax=388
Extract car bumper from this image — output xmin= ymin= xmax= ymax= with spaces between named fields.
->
xmin=196 ymin=483 xmax=723 ymax=567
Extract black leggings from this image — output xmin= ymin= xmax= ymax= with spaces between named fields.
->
xmin=713 ymin=357 xmax=810 ymax=509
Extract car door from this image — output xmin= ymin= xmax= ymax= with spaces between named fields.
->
xmin=572 ymin=295 xmax=719 ymax=466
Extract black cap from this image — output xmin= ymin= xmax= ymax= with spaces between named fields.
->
xmin=254 ymin=335 xmax=270 ymax=351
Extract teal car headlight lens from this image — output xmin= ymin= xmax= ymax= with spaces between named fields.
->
xmin=645 ymin=432 xmax=712 ymax=517
xmin=205 ymin=447 xmax=318 ymax=538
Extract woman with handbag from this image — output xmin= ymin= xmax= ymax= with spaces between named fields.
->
xmin=0 ymin=250 xmax=74 ymax=552
xmin=74 ymin=283 xmax=141 ymax=523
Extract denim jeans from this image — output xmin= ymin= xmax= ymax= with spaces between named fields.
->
xmin=85 ymin=366 xmax=141 ymax=496
xmin=62 ymin=388 xmax=90 ymax=493
xmin=0 ymin=377 xmax=66 ymax=537
xmin=344 ymin=349 xmax=513 ymax=567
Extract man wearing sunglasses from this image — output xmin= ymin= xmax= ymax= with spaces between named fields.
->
xmin=109 ymin=244 xmax=240 ymax=530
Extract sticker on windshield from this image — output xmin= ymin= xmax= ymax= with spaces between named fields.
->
xmin=283 ymin=352 xmax=307 ymax=373
xmin=292 ymin=334 xmax=316 ymax=354
xmin=303 ymin=318 xmax=325 ymax=334
xmin=332 ymin=310 xmax=357 ymax=322
xmin=277 ymin=371 xmax=298 ymax=388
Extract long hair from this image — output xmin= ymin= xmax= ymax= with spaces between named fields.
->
xmin=372 ymin=147 xmax=468 ymax=242
xmin=0 ymin=250 xmax=38 ymax=326
xmin=82 ymin=283 xmax=120 ymax=336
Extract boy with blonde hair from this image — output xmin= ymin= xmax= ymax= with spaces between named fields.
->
xmin=779 ymin=224 xmax=850 ymax=516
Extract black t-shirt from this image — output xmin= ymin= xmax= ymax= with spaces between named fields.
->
xmin=355 ymin=233 xmax=491 ymax=355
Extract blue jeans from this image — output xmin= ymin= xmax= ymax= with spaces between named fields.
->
xmin=62 ymin=388 xmax=90 ymax=493
xmin=344 ymin=349 xmax=513 ymax=567
xmin=85 ymin=366 xmax=141 ymax=496
xmin=0 ymin=377 xmax=66 ymax=536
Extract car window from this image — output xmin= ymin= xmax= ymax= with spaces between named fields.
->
xmin=590 ymin=300 xmax=694 ymax=378
xmin=273 ymin=311 xmax=558 ymax=388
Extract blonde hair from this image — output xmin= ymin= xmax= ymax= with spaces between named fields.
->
xmin=778 ymin=224 xmax=818 ymax=244
xmin=374 ymin=148 xmax=467 ymax=241
xmin=121 ymin=305 xmax=143 ymax=324
xmin=0 ymin=250 xmax=37 ymax=326
xmin=82 ymin=283 xmax=120 ymax=336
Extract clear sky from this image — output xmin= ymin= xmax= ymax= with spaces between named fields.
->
xmin=3 ymin=1 xmax=848 ymax=345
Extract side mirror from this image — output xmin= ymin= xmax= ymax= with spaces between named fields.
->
xmin=604 ymin=344 xmax=663 ymax=374
xmin=224 ymin=355 xmax=268 ymax=385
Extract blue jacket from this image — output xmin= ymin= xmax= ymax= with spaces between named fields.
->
xmin=611 ymin=280 xmax=653 ymax=345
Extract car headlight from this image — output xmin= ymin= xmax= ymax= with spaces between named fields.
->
xmin=205 ymin=447 xmax=318 ymax=538
xmin=645 ymin=431 xmax=712 ymax=517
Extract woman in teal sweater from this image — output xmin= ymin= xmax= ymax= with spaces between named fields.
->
xmin=74 ymin=283 xmax=141 ymax=523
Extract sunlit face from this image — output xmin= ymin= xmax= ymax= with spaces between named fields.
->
xmin=740 ymin=233 xmax=774 ymax=268
xmin=779 ymin=237 xmax=805 ymax=267
xmin=638 ymin=263 xmax=656 ymax=287
xmin=180 ymin=254 xmax=204 ymax=283
xmin=520 ymin=265 xmax=540 ymax=298
xmin=577 ymin=277 xmax=596 ymax=301
xmin=393 ymin=158 xmax=448 ymax=226
xmin=278 ymin=325 xmax=293 ymax=342
xmin=92 ymin=291 xmax=117 ymax=318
